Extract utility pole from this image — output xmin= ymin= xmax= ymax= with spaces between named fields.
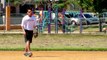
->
xmin=6 ymin=0 xmax=10 ymax=31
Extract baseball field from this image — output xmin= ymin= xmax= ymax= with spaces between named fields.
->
xmin=0 ymin=34 xmax=107 ymax=60
xmin=0 ymin=51 xmax=107 ymax=60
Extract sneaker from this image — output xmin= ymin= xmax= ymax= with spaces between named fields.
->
xmin=24 ymin=52 xmax=29 ymax=56
xmin=27 ymin=52 xmax=33 ymax=57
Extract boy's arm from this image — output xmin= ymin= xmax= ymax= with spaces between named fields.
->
xmin=21 ymin=26 xmax=25 ymax=32
xmin=21 ymin=18 xmax=26 ymax=35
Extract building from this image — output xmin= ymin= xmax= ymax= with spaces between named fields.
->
xmin=0 ymin=0 xmax=61 ymax=14
xmin=0 ymin=0 xmax=35 ymax=13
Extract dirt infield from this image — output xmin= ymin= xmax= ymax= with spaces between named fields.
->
xmin=0 ymin=51 xmax=107 ymax=60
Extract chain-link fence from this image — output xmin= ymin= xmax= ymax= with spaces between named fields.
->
xmin=0 ymin=13 xmax=107 ymax=34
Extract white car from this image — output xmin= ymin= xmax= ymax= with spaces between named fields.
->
xmin=83 ymin=12 xmax=98 ymax=17
xmin=69 ymin=13 xmax=99 ymax=25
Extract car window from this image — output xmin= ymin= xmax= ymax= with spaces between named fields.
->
xmin=84 ymin=14 xmax=93 ymax=18
xmin=65 ymin=14 xmax=71 ymax=18
xmin=74 ymin=14 xmax=84 ymax=18
xmin=69 ymin=13 xmax=73 ymax=17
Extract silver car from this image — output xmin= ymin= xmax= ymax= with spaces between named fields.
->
xmin=69 ymin=13 xmax=99 ymax=25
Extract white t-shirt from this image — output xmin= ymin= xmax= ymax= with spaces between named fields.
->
xmin=21 ymin=15 xmax=37 ymax=30
xmin=32 ymin=15 xmax=39 ymax=25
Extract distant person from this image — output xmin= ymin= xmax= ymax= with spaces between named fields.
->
xmin=58 ymin=12 xmax=66 ymax=32
xmin=39 ymin=9 xmax=43 ymax=23
xmin=21 ymin=9 xmax=37 ymax=57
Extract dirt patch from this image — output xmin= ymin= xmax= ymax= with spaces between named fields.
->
xmin=0 ymin=51 xmax=107 ymax=60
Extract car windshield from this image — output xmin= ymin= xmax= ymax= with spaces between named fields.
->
xmin=74 ymin=14 xmax=84 ymax=18
xmin=84 ymin=14 xmax=93 ymax=18
xmin=65 ymin=14 xmax=71 ymax=18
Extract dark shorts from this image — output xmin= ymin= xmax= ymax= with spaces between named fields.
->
xmin=24 ymin=30 xmax=33 ymax=43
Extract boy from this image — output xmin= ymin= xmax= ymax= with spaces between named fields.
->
xmin=21 ymin=9 xmax=37 ymax=57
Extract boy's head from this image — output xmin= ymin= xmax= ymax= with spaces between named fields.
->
xmin=27 ymin=9 xmax=33 ymax=17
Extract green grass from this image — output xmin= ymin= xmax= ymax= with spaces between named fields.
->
xmin=73 ymin=24 xmax=107 ymax=32
xmin=1 ymin=48 xmax=107 ymax=51
xmin=0 ymin=34 xmax=107 ymax=51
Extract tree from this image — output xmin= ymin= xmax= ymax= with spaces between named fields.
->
xmin=78 ymin=0 xmax=107 ymax=13
xmin=6 ymin=0 xmax=38 ymax=13
xmin=93 ymin=0 xmax=107 ymax=13
xmin=93 ymin=0 xmax=107 ymax=32
xmin=78 ymin=0 xmax=107 ymax=32
xmin=13 ymin=0 xmax=22 ymax=13
xmin=52 ymin=0 xmax=78 ymax=11
xmin=6 ymin=0 xmax=22 ymax=13
xmin=78 ymin=0 xmax=94 ymax=12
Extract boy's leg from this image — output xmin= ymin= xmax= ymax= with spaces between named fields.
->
xmin=24 ymin=41 xmax=31 ymax=56
xmin=26 ymin=41 xmax=31 ymax=52
xmin=24 ymin=30 xmax=33 ymax=57
xmin=25 ymin=30 xmax=32 ymax=52
xmin=27 ymin=41 xmax=31 ymax=52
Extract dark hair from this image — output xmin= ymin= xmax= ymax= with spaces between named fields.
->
xmin=27 ymin=9 xmax=32 ymax=11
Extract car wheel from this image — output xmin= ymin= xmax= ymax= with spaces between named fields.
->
xmin=87 ymin=21 xmax=91 ymax=25
xmin=71 ymin=21 xmax=76 ymax=26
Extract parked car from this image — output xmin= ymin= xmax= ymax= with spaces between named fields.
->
xmin=67 ymin=13 xmax=99 ymax=25
xmin=83 ymin=13 xmax=99 ymax=24
xmin=58 ymin=13 xmax=87 ymax=25
xmin=58 ymin=15 xmax=71 ymax=25
xmin=83 ymin=12 xmax=98 ymax=17
xmin=1 ymin=13 xmax=25 ymax=24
